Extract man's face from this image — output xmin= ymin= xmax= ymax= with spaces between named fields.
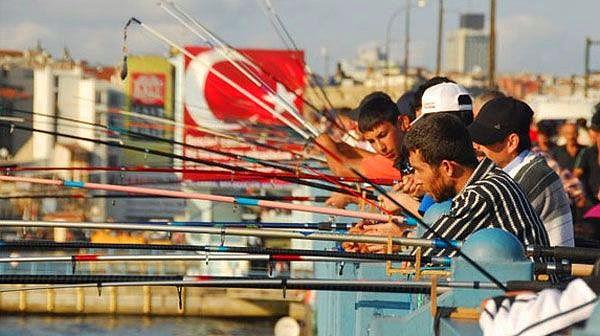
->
xmin=408 ymin=150 xmax=455 ymax=202
xmin=561 ymin=124 xmax=579 ymax=145
xmin=363 ymin=121 xmax=403 ymax=161
xmin=473 ymin=138 xmax=514 ymax=168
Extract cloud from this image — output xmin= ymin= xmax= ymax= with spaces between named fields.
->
xmin=0 ymin=21 xmax=52 ymax=50
xmin=496 ymin=14 xmax=564 ymax=74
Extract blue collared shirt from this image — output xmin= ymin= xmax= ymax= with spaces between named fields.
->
xmin=503 ymin=150 xmax=531 ymax=175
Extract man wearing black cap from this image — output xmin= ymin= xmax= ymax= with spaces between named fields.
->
xmin=574 ymin=105 xmax=600 ymax=206
xmin=468 ymin=97 xmax=574 ymax=247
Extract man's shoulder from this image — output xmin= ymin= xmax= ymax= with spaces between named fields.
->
xmin=575 ymin=146 xmax=598 ymax=168
xmin=514 ymin=155 xmax=560 ymax=184
xmin=472 ymin=163 xmax=514 ymax=186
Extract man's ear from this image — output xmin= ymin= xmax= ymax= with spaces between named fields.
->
xmin=397 ymin=115 xmax=411 ymax=132
xmin=439 ymin=159 xmax=455 ymax=177
xmin=506 ymin=133 xmax=520 ymax=154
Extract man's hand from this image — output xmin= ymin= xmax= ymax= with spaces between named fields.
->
xmin=325 ymin=193 xmax=357 ymax=209
xmin=378 ymin=190 xmax=421 ymax=217
xmin=342 ymin=221 xmax=411 ymax=253
xmin=359 ymin=222 xmax=410 ymax=253
xmin=394 ymin=175 xmax=424 ymax=198
xmin=341 ymin=221 xmax=368 ymax=252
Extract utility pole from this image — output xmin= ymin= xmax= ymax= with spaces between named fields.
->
xmin=488 ymin=0 xmax=496 ymax=88
xmin=403 ymin=0 xmax=411 ymax=91
xmin=584 ymin=38 xmax=600 ymax=98
xmin=585 ymin=38 xmax=590 ymax=98
xmin=435 ymin=0 xmax=444 ymax=76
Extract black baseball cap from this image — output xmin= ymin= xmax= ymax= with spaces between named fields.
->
xmin=467 ymin=97 xmax=534 ymax=145
xmin=396 ymin=91 xmax=417 ymax=121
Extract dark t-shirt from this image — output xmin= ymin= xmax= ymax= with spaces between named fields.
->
xmin=551 ymin=145 xmax=585 ymax=171
xmin=575 ymin=146 xmax=600 ymax=204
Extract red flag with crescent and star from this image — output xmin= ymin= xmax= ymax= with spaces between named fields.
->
xmin=182 ymin=46 xmax=306 ymax=182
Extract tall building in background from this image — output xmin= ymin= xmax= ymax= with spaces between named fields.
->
xmin=445 ymin=13 xmax=489 ymax=74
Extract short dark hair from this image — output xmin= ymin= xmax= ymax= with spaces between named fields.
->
xmin=515 ymin=101 xmax=533 ymax=152
xmin=477 ymin=90 xmax=505 ymax=103
xmin=414 ymin=76 xmax=456 ymax=111
xmin=357 ymin=91 xmax=400 ymax=133
xmin=516 ymin=132 xmax=532 ymax=152
xmin=404 ymin=113 xmax=478 ymax=167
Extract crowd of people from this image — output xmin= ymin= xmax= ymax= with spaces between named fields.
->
xmin=317 ymin=77 xmax=600 ymax=251
xmin=315 ymin=77 xmax=600 ymax=334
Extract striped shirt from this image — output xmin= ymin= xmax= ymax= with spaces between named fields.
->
xmin=507 ymin=151 xmax=574 ymax=247
xmin=422 ymin=158 xmax=551 ymax=256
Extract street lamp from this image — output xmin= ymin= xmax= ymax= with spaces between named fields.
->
xmin=385 ymin=0 xmax=427 ymax=92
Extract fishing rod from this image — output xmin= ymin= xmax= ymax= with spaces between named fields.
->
xmin=0 ymin=220 xmax=446 ymax=247
xmin=0 ymin=240 xmax=441 ymax=263
xmin=0 ymin=248 xmax=450 ymax=266
xmin=5 ymin=240 xmax=586 ymax=276
xmin=1 ymin=166 xmax=398 ymax=185
xmin=0 ymin=253 xmax=389 ymax=265
xmin=534 ymin=261 xmax=595 ymax=277
xmin=0 ymin=122 xmax=377 ymax=200
xmin=0 ymin=220 xmax=350 ymax=230
xmin=0 ymin=193 xmax=333 ymax=203
xmin=0 ymin=276 xmax=499 ymax=294
xmin=0 ymin=175 xmax=394 ymax=221
xmin=526 ymin=245 xmax=600 ymax=264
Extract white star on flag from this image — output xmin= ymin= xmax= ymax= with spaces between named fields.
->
xmin=262 ymin=82 xmax=298 ymax=115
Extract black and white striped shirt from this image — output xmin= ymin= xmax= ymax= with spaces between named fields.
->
xmin=422 ymin=158 xmax=551 ymax=256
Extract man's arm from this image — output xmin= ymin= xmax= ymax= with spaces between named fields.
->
xmin=315 ymin=133 xmax=373 ymax=177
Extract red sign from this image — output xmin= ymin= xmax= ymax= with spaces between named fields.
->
xmin=182 ymin=47 xmax=306 ymax=181
xmin=131 ymin=73 xmax=166 ymax=106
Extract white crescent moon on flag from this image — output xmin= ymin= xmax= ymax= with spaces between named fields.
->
xmin=184 ymin=48 xmax=251 ymax=131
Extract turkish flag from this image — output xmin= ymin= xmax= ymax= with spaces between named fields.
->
xmin=184 ymin=46 xmax=306 ymax=127
xmin=182 ymin=46 xmax=306 ymax=181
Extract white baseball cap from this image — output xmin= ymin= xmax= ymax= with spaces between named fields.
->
xmin=412 ymin=82 xmax=472 ymax=125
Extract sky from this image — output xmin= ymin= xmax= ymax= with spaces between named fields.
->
xmin=1 ymin=0 xmax=600 ymax=77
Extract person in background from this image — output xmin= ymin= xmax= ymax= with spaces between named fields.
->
xmin=473 ymin=90 xmax=505 ymax=117
xmin=551 ymin=122 xmax=585 ymax=171
xmin=577 ymin=117 xmax=592 ymax=146
xmin=574 ymin=106 xmax=600 ymax=207
xmin=533 ymin=122 xmax=558 ymax=155
xmin=469 ymin=97 xmax=573 ymax=246
xmin=533 ymin=122 xmax=587 ymax=237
